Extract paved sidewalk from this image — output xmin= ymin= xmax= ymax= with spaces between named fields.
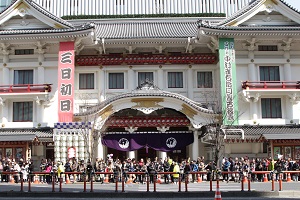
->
xmin=0 ymin=181 xmax=299 ymax=198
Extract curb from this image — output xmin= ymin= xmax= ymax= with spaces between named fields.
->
xmin=0 ymin=191 xmax=280 ymax=198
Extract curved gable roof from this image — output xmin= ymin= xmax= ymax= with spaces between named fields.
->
xmin=218 ymin=0 xmax=300 ymax=27
xmin=0 ymin=0 xmax=74 ymax=29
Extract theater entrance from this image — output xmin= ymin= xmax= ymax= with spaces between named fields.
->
xmin=137 ymin=147 xmax=156 ymax=160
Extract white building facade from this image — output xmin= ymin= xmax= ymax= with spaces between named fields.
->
xmin=1 ymin=0 xmax=300 ymax=167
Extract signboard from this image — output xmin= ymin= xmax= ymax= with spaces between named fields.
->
xmin=67 ymin=147 xmax=76 ymax=159
xmin=58 ymin=42 xmax=75 ymax=122
xmin=219 ymin=38 xmax=238 ymax=125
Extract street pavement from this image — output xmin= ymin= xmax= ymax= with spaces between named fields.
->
xmin=0 ymin=181 xmax=300 ymax=198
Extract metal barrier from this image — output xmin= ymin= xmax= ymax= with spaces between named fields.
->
xmin=0 ymin=170 xmax=299 ymax=193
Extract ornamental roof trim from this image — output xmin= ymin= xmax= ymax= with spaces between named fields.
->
xmin=75 ymin=80 xmax=213 ymax=116
xmin=217 ymin=0 xmax=300 ymax=26
xmin=198 ymin=22 xmax=300 ymax=36
xmin=198 ymin=0 xmax=300 ymax=36
xmin=0 ymin=23 xmax=94 ymax=40
xmin=0 ymin=127 xmax=53 ymax=138
xmin=223 ymin=125 xmax=300 ymax=137
xmin=0 ymin=0 xmax=74 ymax=28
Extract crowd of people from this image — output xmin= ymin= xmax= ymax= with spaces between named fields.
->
xmin=0 ymin=155 xmax=300 ymax=184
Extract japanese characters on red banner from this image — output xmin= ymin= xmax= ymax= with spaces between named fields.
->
xmin=58 ymin=42 xmax=75 ymax=122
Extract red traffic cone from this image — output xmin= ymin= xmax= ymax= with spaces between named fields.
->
xmin=286 ymin=173 xmax=292 ymax=182
xmin=263 ymin=173 xmax=268 ymax=182
xmin=215 ymin=181 xmax=222 ymax=200
xmin=156 ymin=174 xmax=162 ymax=184
xmin=65 ymin=175 xmax=71 ymax=184
xmin=197 ymin=174 xmax=202 ymax=183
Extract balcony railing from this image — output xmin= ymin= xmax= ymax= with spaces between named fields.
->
xmin=76 ymin=54 xmax=216 ymax=66
xmin=241 ymin=81 xmax=300 ymax=90
xmin=0 ymin=84 xmax=52 ymax=93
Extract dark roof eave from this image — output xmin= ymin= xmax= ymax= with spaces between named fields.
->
xmin=199 ymin=27 xmax=300 ymax=36
xmin=0 ymin=27 xmax=94 ymax=40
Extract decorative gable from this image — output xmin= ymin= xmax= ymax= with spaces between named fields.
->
xmin=0 ymin=0 xmax=73 ymax=30
xmin=220 ymin=0 xmax=300 ymax=27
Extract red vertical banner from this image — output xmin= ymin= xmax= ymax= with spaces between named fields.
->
xmin=58 ymin=42 xmax=75 ymax=122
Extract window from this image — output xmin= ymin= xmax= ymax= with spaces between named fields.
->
xmin=260 ymin=66 xmax=280 ymax=81
xmin=197 ymin=72 xmax=213 ymax=88
xmin=138 ymin=72 xmax=153 ymax=86
xmin=258 ymin=45 xmax=278 ymax=51
xmin=14 ymin=70 xmax=33 ymax=84
xmin=13 ymin=102 xmax=33 ymax=122
xmin=261 ymin=98 xmax=282 ymax=118
xmin=79 ymin=73 xmax=94 ymax=89
xmin=168 ymin=72 xmax=183 ymax=88
xmin=15 ymin=49 xmax=34 ymax=55
xmin=109 ymin=73 xmax=124 ymax=89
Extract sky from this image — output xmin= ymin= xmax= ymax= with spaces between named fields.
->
xmin=285 ymin=0 xmax=300 ymax=10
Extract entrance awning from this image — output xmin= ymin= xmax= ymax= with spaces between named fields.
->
xmin=263 ymin=133 xmax=300 ymax=140
xmin=0 ymin=134 xmax=36 ymax=141
xmin=102 ymin=132 xmax=194 ymax=152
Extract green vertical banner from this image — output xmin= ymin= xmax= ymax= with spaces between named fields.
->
xmin=219 ymin=38 xmax=238 ymax=125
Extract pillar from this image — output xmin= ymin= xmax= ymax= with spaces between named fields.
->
xmin=37 ymin=66 xmax=45 ymax=84
xmin=2 ymin=67 xmax=9 ymax=85
xmin=187 ymin=66 xmax=194 ymax=99
xmin=248 ymin=51 xmax=256 ymax=81
xmin=128 ymin=66 xmax=135 ymax=91
xmin=157 ymin=66 xmax=164 ymax=89
xmin=98 ymin=69 xmax=105 ymax=101
xmin=97 ymin=136 xmax=105 ymax=159
xmin=284 ymin=51 xmax=291 ymax=81
xmin=128 ymin=151 xmax=136 ymax=159
xmin=192 ymin=130 xmax=199 ymax=160
xmin=159 ymin=151 xmax=167 ymax=160
xmin=250 ymin=101 xmax=258 ymax=120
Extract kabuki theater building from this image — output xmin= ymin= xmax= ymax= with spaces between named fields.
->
xmin=1 ymin=0 xmax=300 ymax=167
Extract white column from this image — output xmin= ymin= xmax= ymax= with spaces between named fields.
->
xmin=250 ymin=101 xmax=258 ymax=121
xmin=128 ymin=67 xmax=135 ymax=91
xmin=97 ymin=136 xmax=105 ymax=159
xmin=37 ymin=66 xmax=44 ymax=84
xmin=284 ymin=51 xmax=291 ymax=81
xmin=159 ymin=151 xmax=167 ymax=160
xmin=2 ymin=67 xmax=9 ymax=84
xmin=98 ymin=69 xmax=105 ymax=101
xmin=187 ymin=66 xmax=193 ymax=99
xmin=128 ymin=151 xmax=136 ymax=159
xmin=192 ymin=130 xmax=199 ymax=160
xmin=157 ymin=67 xmax=164 ymax=89
xmin=248 ymin=51 xmax=256 ymax=81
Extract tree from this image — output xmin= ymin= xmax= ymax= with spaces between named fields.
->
xmin=74 ymin=93 xmax=103 ymax=166
xmin=198 ymin=89 xmax=243 ymax=168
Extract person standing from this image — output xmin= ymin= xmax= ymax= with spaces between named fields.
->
xmin=173 ymin=162 xmax=180 ymax=184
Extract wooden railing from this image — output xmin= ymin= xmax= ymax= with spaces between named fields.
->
xmin=0 ymin=84 xmax=52 ymax=93
xmin=76 ymin=54 xmax=216 ymax=66
xmin=242 ymin=81 xmax=300 ymax=90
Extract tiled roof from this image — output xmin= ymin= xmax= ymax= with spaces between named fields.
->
xmin=224 ymin=125 xmax=300 ymax=137
xmin=0 ymin=134 xmax=36 ymax=141
xmin=95 ymin=21 xmax=197 ymax=39
xmin=198 ymin=20 xmax=300 ymax=36
xmin=0 ymin=23 xmax=94 ymax=35
xmin=0 ymin=127 xmax=53 ymax=138
xmin=1 ymin=0 xmax=73 ymax=28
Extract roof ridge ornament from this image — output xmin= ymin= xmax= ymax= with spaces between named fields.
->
xmin=134 ymin=79 xmax=161 ymax=92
